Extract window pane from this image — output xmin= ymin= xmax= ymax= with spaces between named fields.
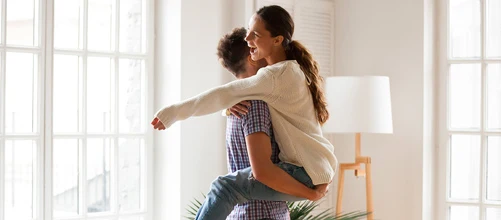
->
xmin=449 ymin=0 xmax=481 ymax=58
xmin=4 ymin=140 xmax=35 ymax=219
xmin=5 ymin=52 xmax=38 ymax=133
xmin=119 ymin=138 xmax=143 ymax=212
xmin=88 ymin=0 xmax=115 ymax=51
xmin=53 ymin=55 xmax=83 ymax=133
xmin=87 ymin=57 xmax=114 ymax=133
xmin=119 ymin=59 xmax=144 ymax=133
xmin=449 ymin=64 xmax=481 ymax=129
xmin=87 ymin=138 xmax=112 ymax=213
xmin=487 ymin=0 xmax=501 ymax=57
xmin=53 ymin=139 xmax=80 ymax=217
xmin=487 ymin=137 xmax=501 ymax=202
xmin=6 ymin=0 xmax=38 ymax=46
xmin=120 ymin=0 xmax=144 ymax=53
xmin=487 ymin=208 xmax=501 ymax=220
xmin=487 ymin=64 xmax=501 ymax=130
xmin=54 ymin=0 xmax=82 ymax=49
xmin=450 ymin=135 xmax=480 ymax=200
xmin=449 ymin=206 xmax=479 ymax=220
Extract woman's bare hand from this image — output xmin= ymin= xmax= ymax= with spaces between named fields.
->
xmin=151 ymin=117 xmax=166 ymax=130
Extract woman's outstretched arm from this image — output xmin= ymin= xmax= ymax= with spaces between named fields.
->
xmin=154 ymin=69 xmax=274 ymax=129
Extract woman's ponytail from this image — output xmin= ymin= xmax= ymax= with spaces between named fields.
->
xmin=287 ymin=40 xmax=329 ymax=125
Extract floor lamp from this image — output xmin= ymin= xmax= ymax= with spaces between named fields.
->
xmin=323 ymin=76 xmax=393 ymax=220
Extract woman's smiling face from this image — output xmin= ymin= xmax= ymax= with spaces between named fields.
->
xmin=244 ymin=14 xmax=275 ymax=62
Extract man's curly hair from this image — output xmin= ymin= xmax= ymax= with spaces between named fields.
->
xmin=217 ymin=27 xmax=250 ymax=76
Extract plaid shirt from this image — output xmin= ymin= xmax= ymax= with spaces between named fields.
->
xmin=225 ymin=100 xmax=290 ymax=220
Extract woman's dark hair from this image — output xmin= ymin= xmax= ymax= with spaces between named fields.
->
xmin=216 ymin=27 xmax=250 ymax=76
xmin=256 ymin=5 xmax=329 ymax=124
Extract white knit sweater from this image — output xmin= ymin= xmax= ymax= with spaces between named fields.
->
xmin=156 ymin=60 xmax=338 ymax=184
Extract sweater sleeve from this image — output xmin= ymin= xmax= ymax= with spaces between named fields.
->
xmin=155 ymin=68 xmax=274 ymax=128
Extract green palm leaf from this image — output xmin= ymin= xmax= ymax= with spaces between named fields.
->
xmin=185 ymin=195 xmax=369 ymax=220
xmin=286 ymin=200 xmax=368 ymax=220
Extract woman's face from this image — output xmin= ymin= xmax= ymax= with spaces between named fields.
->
xmin=245 ymin=14 xmax=275 ymax=61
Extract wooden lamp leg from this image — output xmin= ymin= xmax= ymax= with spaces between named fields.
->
xmin=336 ymin=165 xmax=346 ymax=216
xmin=366 ymin=162 xmax=373 ymax=220
xmin=335 ymin=133 xmax=374 ymax=219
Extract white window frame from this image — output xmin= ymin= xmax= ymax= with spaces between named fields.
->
xmin=0 ymin=0 xmax=45 ymax=219
xmin=0 ymin=0 xmax=154 ymax=219
xmin=438 ymin=0 xmax=501 ymax=219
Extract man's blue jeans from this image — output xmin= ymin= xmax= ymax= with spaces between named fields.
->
xmin=195 ymin=162 xmax=315 ymax=220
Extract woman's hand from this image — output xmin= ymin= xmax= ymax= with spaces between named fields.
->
xmin=151 ymin=117 xmax=166 ymax=130
xmin=228 ymin=101 xmax=251 ymax=118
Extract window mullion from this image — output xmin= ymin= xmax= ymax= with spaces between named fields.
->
xmin=114 ymin=0 xmax=119 ymax=55
xmin=0 ymin=16 xmax=4 ymax=218
xmin=2 ymin=47 xmax=41 ymax=53
xmin=36 ymin=0 xmax=44 ymax=217
xmin=33 ymin=0 xmax=40 ymax=47
xmin=481 ymin=0 xmax=486 ymax=60
xmin=113 ymin=59 xmax=118 ymax=135
xmin=0 ymin=1 xmax=4 ymax=217
xmin=480 ymin=62 xmax=487 ymax=219
xmin=1 ymin=0 xmax=5 ymax=46
xmin=35 ymin=138 xmax=42 ymax=220
xmin=83 ymin=0 xmax=88 ymax=52
xmin=113 ymin=137 xmax=118 ymax=217
xmin=113 ymin=53 xmax=119 ymax=220
xmin=480 ymin=0 xmax=487 ymax=219
xmin=0 ymin=140 xmax=4 ymax=220
xmin=0 ymin=0 xmax=5 ymax=137
xmin=113 ymin=0 xmax=120 ymax=217
xmin=82 ymin=0 xmax=89 ymax=216
xmin=81 ymin=138 xmax=87 ymax=218
xmin=53 ymin=49 xmax=148 ymax=60
xmin=449 ymin=59 xmax=501 ymax=64
xmin=0 ymin=53 xmax=6 ymax=220
xmin=481 ymin=134 xmax=488 ymax=219
xmin=43 ymin=0 xmax=55 ymax=218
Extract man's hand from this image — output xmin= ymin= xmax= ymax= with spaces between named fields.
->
xmin=228 ymin=101 xmax=251 ymax=118
xmin=151 ymin=117 xmax=166 ymax=130
xmin=308 ymin=182 xmax=331 ymax=201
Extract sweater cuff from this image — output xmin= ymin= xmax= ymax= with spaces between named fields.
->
xmin=155 ymin=106 xmax=177 ymax=129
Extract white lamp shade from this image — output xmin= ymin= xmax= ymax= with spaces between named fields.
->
xmin=323 ymin=76 xmax=393 ymax=134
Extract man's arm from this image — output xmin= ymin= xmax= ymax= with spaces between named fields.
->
xmin=245 ymin=132 xmax=323 ymax=201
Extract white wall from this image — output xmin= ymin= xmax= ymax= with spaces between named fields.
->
xmin=154 ymin=0 xmax=181 ymax=219
xmin=179 ymin=0 xmax=233 ymax=214
xmin=154 ymin=0 xmax=234 ymax=219
xmin=331 ymin=0 xmax=436 ymax=220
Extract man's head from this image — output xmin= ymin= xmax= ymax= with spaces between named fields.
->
xmin=217 ymin=27 xmax=267 ymax=79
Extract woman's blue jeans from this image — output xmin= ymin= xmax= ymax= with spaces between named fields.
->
xmin=195 ymin=162 xmax=314 ymax=220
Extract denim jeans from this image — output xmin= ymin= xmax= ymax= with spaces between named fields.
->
xmin=195 ymin=162 xmax=315 ymax=220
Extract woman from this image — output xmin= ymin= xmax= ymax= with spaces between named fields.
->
xmin=152 ymin=5 xmax=338 ymax=219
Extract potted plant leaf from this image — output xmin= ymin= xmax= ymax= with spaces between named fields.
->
xmin=185 ymin=195 xmax=369 ymax=220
